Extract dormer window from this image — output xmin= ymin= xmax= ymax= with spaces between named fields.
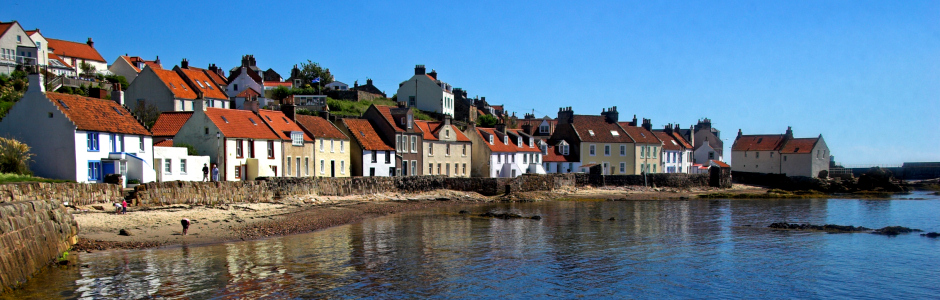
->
xmin=517 ymin=137 xmax=522 ymax=147
xmin=539 ymin=125 xmax=549 ymax=134
xmin=529 ymin=139 xmax=533 ymax=148
xmin=611 ymin=131 xmax=619 ymax=136
xmin=588 ymin=130 xmax=595 ymax=136
xmin=562 ymin=145 xmax=569 ymax=155
xmin=488 ymin=135 xmax=494 ymax=144
xmin=503 ymin=136 xmax=508 ymax=145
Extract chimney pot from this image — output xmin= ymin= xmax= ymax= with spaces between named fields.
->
xmin=86 ymin=37 xmax=94 ymax=48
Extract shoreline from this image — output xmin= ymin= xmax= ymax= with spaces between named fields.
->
xmin=69 ymin=184 xmax=773 ymax=252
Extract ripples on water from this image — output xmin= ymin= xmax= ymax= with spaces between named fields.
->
xmin=6 ymin=192 xmax=940 ymax=299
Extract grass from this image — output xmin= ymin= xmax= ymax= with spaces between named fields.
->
xmin=326 ymin=98 xmax=436 ymax=121
xmin=0 ymin=173 xmax=70 ymax=184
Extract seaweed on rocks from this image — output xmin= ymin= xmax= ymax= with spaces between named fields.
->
xmin=921 ymin=232 xmax=940 ymax=238
xmin=768 ymin=222 xmax=870 ymax=233
xmin=479 ymin=211 xmax=541 ymax=220
xmin=871 ymin=226 xmax=923 ymax=236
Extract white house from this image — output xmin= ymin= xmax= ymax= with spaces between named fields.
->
xmin=468 ymin=127 xmax=544 ymax=178
xmin=339 ymin=118 xmax=396 ymax=177
xmin=731 ymin=127 xmax=830 ymax=178
xmin=542 ymin=140 xmax=581 ymax=174
xmin=46 ymin=37 xmax=106 ymax=76
xmin=0 ymin=21 xmax=39 ymax=75
xmin=0 ymin=72 xmax=156 ymax=184
xmin=154 ymin=146 xmax=211 ymax=182
xmin=325 ymin=81 xmax=349 ymax=91
xmin=174 ymin=101 xmax=282 ymax=180
xmin=693 ymin=137 xmax=721 ymax=167
xmin=396 ymin=65 xmax=455 ymax=117
xmin=654 ymin=125 xmax=694 ymax=173
xmin=506 ymin=129 xmax=546 ymax=175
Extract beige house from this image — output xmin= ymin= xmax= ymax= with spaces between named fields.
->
xmin=620 ymin=118 xmax=663 ymax=174
xmin=293 ymin=113 xmax=351 ymax=177
xmin=125 ymin=66 xmax=228 ymax=112
xmin=415 ymin=117 xmax=472 ymax=177
xmin=108 ymin=55 xmax=161 ymax=84
xmin=258 ymin=109 xmax=315 ymax=177
xmin=731 ymin=127 xmax=830 ymax=178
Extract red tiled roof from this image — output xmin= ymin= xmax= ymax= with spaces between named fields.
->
xmin=710 ymin=160 xmax=731 ymax=168
xmin=204 ymin=108 xmax=279 ymax=140
xmin=151 ymin=112 xmax=193 ymax=137
xmin=201 ymin=68 xmax=227 ymax=86
xmin=154 ymin=139 xmax=174 ymax=147
xmin=780 ymin=138 xmax=819 ymax=154
xmin=414 ymin=121 xmax=472 ymax=142
xmin=48 ymin=53 xmax=72 ymax=68
xmin=151 ymin=67 xmax=197 ymax=99
xmin=120 ymin=56 xmax=141 ymax=72
xmin=732 ymin=135 xmax=786 ymax=151
xmin=620 ymin=123 xmax=661 ymax=145
xmin=263 ymin=81 xmax=292 ymax=87
xmin=436 ymin=124 xmax=471 ymax=142
xmin=177 ymin=68 xmax=227 ymax=99
xmin=568 ymin=115 xmax=634 ymax=143
xmin=0 ymin=23 xmax=14 ymax=37
xmin=343 ymin=119 xmax=393 ymax=151
xmin=517 ymin=118 xmax=556 ymax=136
xmin=236 ymin=86 xmax=261 ymax=98
xmin=476 ymin=128 xmax=517 ymax=153
xmin=670 ymin=131 xmax=693 ymax=149
xmin=543 ymin=145 xmax=578 ymax=162
xmin=257 ymin=110 xmax=313 ymax=141
xmin=25 ymin=29 xmax=38 ymax=35
xmin=294 ymin=114 xmax=348 ymax=140
xmin=47 ymin=38 xmax=105 ymax=62
xmin=46 ymin=92 xmax=151 ymax=136
xmin=413 ymin=120 xmax=437 ymax=140
xmin=507 ymin=129 xmax=542 ymax=152
xmin=374 ymin=105 xmax=404 ymax=132
xmin=144 ymin=61 xmax=162 ymax=70
xmin=654 ymin=131 xmax=682 ymax=151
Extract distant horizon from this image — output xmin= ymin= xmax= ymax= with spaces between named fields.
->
xmin=3 ymin=0 xmax=937 ymax=165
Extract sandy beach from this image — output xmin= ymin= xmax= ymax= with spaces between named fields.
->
xmin=70 ymin=185 xmax=766 ymax=252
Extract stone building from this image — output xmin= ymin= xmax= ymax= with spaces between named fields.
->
xmin=731 ymin=127 xmax=830 ymax=178
xmin=363 ymin=104 xmax=423 ymax=176
xmin=677 ymin=118 xmax=724 ymax=164
xmin=337 ymin=118 xmax=396 ymax=177
xmin=414 ymin=116 xmax=473 ymax=177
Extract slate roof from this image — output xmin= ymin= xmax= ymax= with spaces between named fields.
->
xmin=294 ymin=115 xmax=348 ymax=140
xmin=732 ymin=135 xmax=787 ymax=151
xmin=177 ymin=68 xmax=227 ymax=99
xmin=779 ymin=138 xmax=819 ymax=154
xmin=151 ymin=67 xmax=197 ymax=99
xmin=46 ymin=92 xmax=151 ymax=136
xmin=204 ymin=108 xmax=278 ymax=140
xmin=342 ymin=118 xmax=393 ymax=151
xmin=568 ymin=115 xmax=634 ymax=143
xmin=619 ymin=123 xmax=661 ymax=145
xmin=151 ymin=112 xmax=193 ymax=137
xmin=257 ymin=110 xmax=312 ymax=142
xmin=47 ymin=38 xmax=105 ymax=62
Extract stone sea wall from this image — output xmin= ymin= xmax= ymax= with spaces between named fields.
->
xmin=0 ymin=200 xmax=78 ymax=292
xmin=0 ymin=182 xmax=123 ymax=206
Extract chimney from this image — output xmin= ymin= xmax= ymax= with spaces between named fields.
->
xmin=664 ymin=124 xmax=673 ymax=135
xmin=26 ymin=68 xmax=44 ymax=94
xmin=415 ymin=64 xmax=426 ymax=75
xmin=601 ymin=106 xmax=619 ymax=123
xmin=86 ymin=37 xmax=94 ymax=48
xmin=557 ymin=106 xmax=574 ymax=125
xmin=689 ymin=125 xmax=695 ymax=146
xmin=521 ymin=123 xmax=532 ymax=134
xmin=245 ymin=100 xmax=259 ymax=113
xmin=428 ymin=69 xmax=437 ymax=80
xmin=641 ymin=118 xmax=652 ymax=131
xmin=154 ymin=55 xmax=160 ymax=65
xmin=282 ymin=102 xmax=296 ymax=120
xmin=367 ymin=78 xmax=373 ymax=86
xmin=444 ymin=114 xmax=452 ymax=126
xmin=737 ymin=129 xmax=743 ymax=139
xmin=111 ymin=83 xmax=124 ymax=105
xmin=354 ymin=80 xmax=359 ymax=89
xmin=785 ymin=126 xmax=793 ymax=139
xmin=495 ymin=122 xmax=506 ymax=134
xmin=181 ymin=58 xmax=188 ymax=69
xmin=194 ymin=99 xmax=206 ymax=112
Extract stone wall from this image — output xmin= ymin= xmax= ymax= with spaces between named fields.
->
xmin=133 ymin=181 xmax=273 ymax=206
xmin=590 ymin=173 xmax=710 ymax=188
xmin=0 ymin=200 xmax=78 ymax=292
xmin=0 ymin=182 xmax=123 ymax=206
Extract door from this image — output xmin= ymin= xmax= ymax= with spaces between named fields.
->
xmin=103 ymin=162 xmax=115 ymax=177
xmin=330 ymin=160 xmax=336 ymax=177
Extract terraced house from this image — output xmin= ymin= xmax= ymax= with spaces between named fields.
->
xmin=549 ymin=107 xmax=636 ymax=175
xmin=620 ymin=117 xmax=663 ymax=175
xmin=364 ymin=104 xmax=423 ymax=176
xmin=125 ymin=65 xmax=229 ymax=113
xmin=337 ymin=118 xmax=396 ymax=177
xmin=292 ymin=113 xmax=351 ymax=177
xmin=653 ymin=124 xmax=694 ymax=173
xmin=415 ymin=116 xmax=472 ymax=177
xmin=258 ymin=109 xmax=315 ymax=178
xmin=467 ymin=124 xmax=545 ymax=178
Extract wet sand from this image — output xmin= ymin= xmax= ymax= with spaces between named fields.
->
xmin=70 ymin=185 xmax=767 ymax=252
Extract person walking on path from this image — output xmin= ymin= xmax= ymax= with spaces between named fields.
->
xmin=121 ymin=199 xmax=128 ymax=214
xmin=181 ymin=218 xmax=191 ymax=235
xmin=202 ymin=163 xmax=210 ymax=182
xmin=211 ymin=164 xmax=220 ymax=182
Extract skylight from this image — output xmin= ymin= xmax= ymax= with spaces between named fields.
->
xmin=265 ymin=115 xmax=272 ymax=121
xmin=221 ymin=116 xmax=229 ymax=123
xmin=282 ymin=117 xmax=289 ymax=123
xmin=170 ymin=83 xmax=176 ymax=89
xmin=196 ymin=81 xmax=205 ymax=88
xmin=588 ymin=130 xmax=595 ymax=136
xmin=758 ymin=138 xmax=763 ymax=143
xmin=671 ymin=140 xmax=678 ymax=145
xmin=249 ymin=118 xmax=257 ymax=125
xmin=611 ymin=131 xmax=619 ymax=136
xmin=112 ymin=107 xmax=124 ymax=115
xmin=57 ymin=100 xmax=69 ymax=109
xmin=640 ymin=133 xmax=646 ymax=138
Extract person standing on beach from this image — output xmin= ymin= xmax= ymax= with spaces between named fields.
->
xmin=202 ymin=163 xmax=210 ymax=182
xmin=114 ymin=202 xmax=122 ymax=214
xmin=211 ymin=164 xmax=220 ymax=182
xmin=181 ymin=218 xmax=191 ymax=235
xmin=121 ymin=199 xmax=128 ymax=214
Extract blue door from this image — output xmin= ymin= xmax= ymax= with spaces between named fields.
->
xmin=103 ymin=161 xmax=115 ymax=176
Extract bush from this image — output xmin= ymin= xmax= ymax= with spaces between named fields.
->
xmin=0 ymin=137 xmax=34 ymax=174
xmin=296 ymin=108 xmax=316 ymax=116
xmin=174 ymin=142 xmax=199 ymax=155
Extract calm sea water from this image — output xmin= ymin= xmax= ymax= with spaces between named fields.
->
xmin=5 ymin=192 xmax=940 ymax=299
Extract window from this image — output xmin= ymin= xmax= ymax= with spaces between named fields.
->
xmin=497 ymin=154 xmax=502 ymax=163
xmin=523 ymin=154 xmax=528 ymax=163
xmin=539 ymin=125 xmax=549 ymax=134
xmin=504 ymin=136 xmax=508 ymax=145
xmin=88 ymin=161 xmax=101 ymax=180
xmin=709 ymin=152 xmax=715 ymax=159
xmin=770 ymin=152 xmax=774 ymax=158
xmin=620 ymin=162 xmax=626 ymax=173
xmin=287 ymin=157 xmax=292 ymax=175
xmin=411 ymin=161 xmax=417 ymax=176
xmin=429 ymin=163 xmax=433 ymax=174
xmin=653 ymin=164 xmax=657 ymax=173
xmin=372 ymin=151 xmax=378 ymax=163
xmin=517 ymin=137 xmax=522 ymax=147
xmin=340 ymin=141 xmax=344 ymax=153
xmin=512 ymin=154 xmax=515 ymax=163
xmin=235 ymin=165 xmax=242 ymax=179
xmin=462 ymin=163 xmax=466 ymax=175
xmin=164 ymin=159 xmax=172 ymax=174
xmin=291 ymin=132 xmax=303 ymax=146
xmin=588 ymin=130 xmax=595 ymax=136
xmin=445 ymin=129 xmax=450 ymax=138
xmin=446 ymin=163 xmax=450 ymax=176
xmin=109 ymin=134 xmax=116 ymax=152
xmin=385 ymin=151 xmax=391 ymax=164
xmin=429 ymin=143 xmax=434 ymax=156
xmin=562 ymin=145 xmax=569 ymax=155
xmin=305 ymin=158 xmax=309 ymax=175
xmin=87 ymin=132 xmax=100 ymax=151
xmin=402 ymin=160 xmax=409 ymax=176
xmin=756 ymin=152 xmax=760 ymax=158
xmin=396 ymin=136 xmax=401 ymax=151
xmin=604 ymin=145 xmax=610 ymax=156
xmin=330 ymin=140 xmax=335 ymax=152
xmin=446 ymin=144 xmax=450 ymax=156
xmin=139 ymin=136 xmax=145 ymax=152
xmin=652 ymin=147 xmax=657 ymax=158
xmin=462 ymin=145 xmax=467 ymax=156
xmin=234 ymin=84 xmax=238 ymax=91
xmin=320 ymin=160 xmax=325 ymax=174
xmin=409 ymin=96 xmax=416 ymax=106
xmin=784 ymin=156 xmax=788 ymax=161
xmin=236 ymin=140 xmax=244 ymax=158
xmin=411 ymin=136 xmax=417 ymax=153
xmin=620 ymin=145 xmax=626 ymax=156
xmin=267 ymin=141 xmax=275 ymax=158
xmin=320 ymin=139 xmax=325 ymax=152
xmin=341 ymin=161 xmax=345 ymax=174
xmin=488 ymin=135 xmax=494 ymax=144
xmin=589 ymin=144 xmax=596 ymax=156
xmin=611 ymin=130 xmax=619 ymax=137
xmin=437 ymin=163 xmax=441 ymax=174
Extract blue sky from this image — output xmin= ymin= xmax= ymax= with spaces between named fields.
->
xmin=4 ymin=0 xmax=938 ymax=165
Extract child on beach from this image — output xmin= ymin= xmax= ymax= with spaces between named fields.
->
xmin=121 ymin=200 xmax=128 ymax=214
xmin=114 ymin=202 xmax=122 ymax=214
xmin=181 ymin=218 xmax=190 ymax=235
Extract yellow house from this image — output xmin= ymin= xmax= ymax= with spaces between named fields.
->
xmin=620 ymin=118 xmax=664 ymax=174
xmin=294 ymin=115 xmax=351 ymax=177
xmin=549 ymin=107 xmax=636 ymax=175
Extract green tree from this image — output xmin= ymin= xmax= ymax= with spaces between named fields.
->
xmin=296 ymin=108 xmax=317 ymax=116
xmin=271 ymin=86 xmax=291 ymax=101
xmin=174 ymin=142 xmax=199 ymax=155
xmin=296 ymin=60 xmax=333 ymax=91
xmin=104 ymin=75 xmax=130 ymax=90
xmin=132 ymin=103 xmax=161 ymax=129
xmin=79 ymin=62 xmax=96 ymax=79
xmin=477 ymin=114 xmax=498 ymax=127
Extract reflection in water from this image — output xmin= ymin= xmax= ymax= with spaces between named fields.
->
xmin=4 ymin=192 xmax=940 ymax=299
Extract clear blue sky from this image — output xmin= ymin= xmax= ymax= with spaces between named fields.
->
xmin=4 ymin=0 xmax=938 ymax=165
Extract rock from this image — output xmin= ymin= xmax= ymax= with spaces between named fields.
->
xmin=479 ymin=212 xmax=527 ymax=219
xmin=608 ymin=217 xmax=616 ymax=221
xmin=119 ymin=229 xmax=133 ymax=236
xmin=921 ymin=232 xmax=940 ymax=238
xmin=531 ymin=215 xmax=542 ymax=220
xmin=768 ymin=222 xmax=870 ymax=233
xmin=435 ymin=197 xmax=451 ymax=201
xmin=872 ymin=226 xmax=922 ymax=236
xmin=92 ymin=205 xmax=104 ymax=211
xmin=458 ymin=210 xmax=470 ymax=214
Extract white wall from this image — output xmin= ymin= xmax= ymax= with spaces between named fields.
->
xmin=226 ymin=69 xmax=263 ymax=98
xmin=0 ymin=77 xmax=76 ymax=180
xmin=694 ymin=143 xmax=720 ymax=165
xmin=362 ymin=150 xmax=395 ymax=176
xmin=108 ymin=57 xmax=140 ymax=83
xmin=395 ymin=75 xmax=454 ymax=116
xmin=731 ymin=150 xmax=781 ymax=174
xmin=154 ymin=146 xmax=211 ymax=182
